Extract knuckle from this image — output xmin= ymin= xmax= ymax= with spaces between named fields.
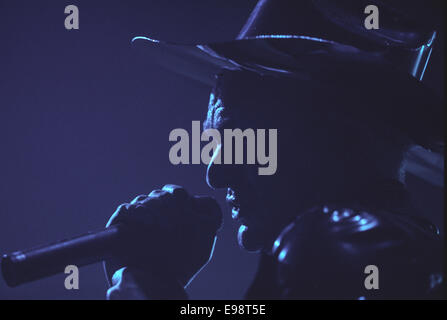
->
xmin=117 ymin=203 xmax=130 ymax=212
xmin=162 ymin=184 xmax=189 ymax=202
xmin=162 ymin=184 xmax=185 ymax=194
xmin=146 ymin=188 xmax=179 ymax=205
xmin=147 ymin=189 xmax=167 ymax=199
xmin=130 ymin=194 xmax=148 ymax=204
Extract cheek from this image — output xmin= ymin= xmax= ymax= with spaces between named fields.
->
xmin=248 ymin=165 xmax=299 ymax=211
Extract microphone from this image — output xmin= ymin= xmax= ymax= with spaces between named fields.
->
xmin=1 ymin=224 xmax=126 ymax=287
xmin=1 ymin=195 xmax=222 ymax=288
xmin=0 ymin=196 xmax=222 ymax=287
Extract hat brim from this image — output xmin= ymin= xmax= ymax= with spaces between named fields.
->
xmin=131 ymin=35 xmax=444 ymax=187
xmin=131 ymin=34 xmax=404 ymax=86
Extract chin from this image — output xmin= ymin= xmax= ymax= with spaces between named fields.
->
xmin=237 ymin=225 xmax=263 ymax=252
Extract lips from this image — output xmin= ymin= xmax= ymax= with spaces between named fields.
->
xmin=226 ymin=188 xmax=265 ymax=252
xmin=231 ymin=206 xmax=240 ymax=219
xmin=226 ymin=188 xmax=242 ymax=221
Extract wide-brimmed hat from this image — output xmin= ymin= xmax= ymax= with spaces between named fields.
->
xmin=131 ymin=0 xmax=444 ymax=186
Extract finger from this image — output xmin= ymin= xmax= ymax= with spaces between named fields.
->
xmin=130 ymin=194 xmax=148 ymax=205
xmin=106 ymin=203 xmax=130 ymax=227
xmin=107 ymin=280 xmax=146 ymax=300
xmin=106 ymin=286 xmax=120 ymax=300
xmin=143 ymin=186 xmax=187 ymax=210
xmin=106 ymin=267 xmax=126 ymax=300
xmin=148 ymin=189 xmax=166 ymax=198
xmin=107 ymin=267 xmax=148 ymax=300
xmin=162 ymin=184 xmax=189 ymax=201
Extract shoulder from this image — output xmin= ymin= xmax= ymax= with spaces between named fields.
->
xmin=271 ymin=205 xmax=443 ymax=299
xmin=272 ymin=205 xmax=441 ymax=264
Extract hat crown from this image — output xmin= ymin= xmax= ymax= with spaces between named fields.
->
xmin=238 ymin=0 xmax=434 ymax=47
xmin=237 ymin=0 xmax=437 ymax=81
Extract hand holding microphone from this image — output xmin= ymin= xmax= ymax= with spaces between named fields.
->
xmin=104 ymin=184 xmax=223 ymax=299
xmin=1 ymin=184 xmax=223 ymax=299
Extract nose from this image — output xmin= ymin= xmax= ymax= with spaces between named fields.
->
xmin=206 ymin=144 xmax=242 ymax=189
xmin=206 ymin=144 xmax=225 ymax=189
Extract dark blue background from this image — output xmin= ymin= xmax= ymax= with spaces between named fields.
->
xmin=0 ymin=0 xmax=443 ymax=299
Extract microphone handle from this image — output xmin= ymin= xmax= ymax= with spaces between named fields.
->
xmin=1 ymin=224 xmax=124 ymax=287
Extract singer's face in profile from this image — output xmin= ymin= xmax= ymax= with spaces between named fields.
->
xmin=202 ymin=69 xmax=401 ymax=253
xmin=204 ymin=70 xmax=309 ymax=252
